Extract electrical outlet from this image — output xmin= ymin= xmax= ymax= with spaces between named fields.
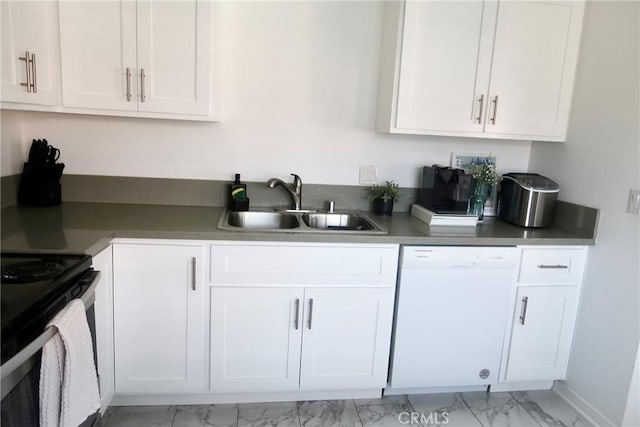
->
xmin=359 ymin=165 xmax=378 ymax=185
xmin=627 ymin=189 xmax=640 ymax=215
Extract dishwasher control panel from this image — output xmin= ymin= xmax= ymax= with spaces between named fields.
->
xmin=401 ymin=246 xmax=518 ymax=269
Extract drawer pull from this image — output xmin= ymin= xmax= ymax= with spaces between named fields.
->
xmin=31 ymin=53 xmax=37 ymax=93
xmin=475 ymin=94 xmax=484 ymax=124
xmin=537 ymin=264 xmax=569 ymax=269
xmin=519 ymin=296 xmax=529 ymax=325
xmin=19 ymin=51 xmax=32 ymax=93
xmin=126 ymin=67 xmax=132 ymax=101
xmin=191 ymin=257 xmax=196 ymax=290
xmin=294 ymin=298 xmax=300 ymax=330
xmin=490 ymin=95 xmax=499 ymax=124
xmin=140 ymin=68 xmax=146 ymax=102
xmin=307 ymin=298 xmax=314 ymax=330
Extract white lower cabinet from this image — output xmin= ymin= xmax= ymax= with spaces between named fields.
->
xmin=299 ymin=287 xmax=394 ymax=390
xmin=112 ymin=242 xmax=207 ymax=394
xmin=210 ymin=286 xmax=394 ymax=393
xmin=210 ymin=287 xmax=304 ymax=393
xmin=503 ymin=285 xmax=580 ymax=382
xmin=92 ymin=246 xmax=115 ymax=411
xmin=209 ymin=242 xmax=399 ymax=394
xmin=105 ymin=239 xmax=588 ymax=402
xmin=500 ymin=246 xmax=587 ymax=383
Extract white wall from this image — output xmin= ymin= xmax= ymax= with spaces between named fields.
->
xmin=528 ymin=1 xmax=640 ymax=424
xmin=0 ymin=1 xmax=531 ymax=184
xmin=0 ymin=110 xmax=28 ymax=176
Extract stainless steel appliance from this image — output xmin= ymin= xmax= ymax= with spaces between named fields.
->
xmin=417 ymin=165 xmax=473 ymax=214
xmin=0 ymin=253 xmax=100 ymax=427
xmin=498 ymin=173 xmax=559 ymax=228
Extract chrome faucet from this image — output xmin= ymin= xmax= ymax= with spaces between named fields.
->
xmin=267 ymin=173 xmax=302 ymax=211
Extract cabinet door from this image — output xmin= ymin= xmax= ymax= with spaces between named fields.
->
xmin=299 ymin=287 xmax=394 ymax=390
xmin=136 ymin=0 xmax=212 ymax=116
xmin=210 ymin=287 xmax=303 ymax=392
xmin=113 ymin=243 xmax=206 ymax=393
xmin=1 ymin=1 xmax=59 ymax=105
xmin=484 ymin=1 xmax=584 ymax=139
xmin=58 ymin=0 xmax=138 ymax=111
xmin=395 ymin=1 xmax=496 ymax=134
xmin=504 ymin=286 xmax=580 ymax=382
xmin=92 ymin=246 xmax=114 ymax=412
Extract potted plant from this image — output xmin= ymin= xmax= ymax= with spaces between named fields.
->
xmin=367 ymin=180 xmax=401 ymax=215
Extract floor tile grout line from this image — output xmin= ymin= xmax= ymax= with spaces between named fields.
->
xmin=459 ymin=392 xmax=488 ymax=427
xmin=170 ymin=405 xmax=178 ymax=427
xmin=405 ymin=394 xmax=426 ymax=427
xmin=510 ymin=393 xmax=546 ymax=427
xmin=353 ymin=398 xmax=368 ymax=427
xmin=296 ymin=400 xmax=303 ymax=427
xmin=509 ymin=391 xmax=556 ymax=427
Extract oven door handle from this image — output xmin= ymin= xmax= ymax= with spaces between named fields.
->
xmin=0 ymin=271 xmax=100 ymax=397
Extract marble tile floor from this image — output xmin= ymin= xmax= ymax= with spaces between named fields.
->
xmin=102 ymin=390 xmax=593 ymax=427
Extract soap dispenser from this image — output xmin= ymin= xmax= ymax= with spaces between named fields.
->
xmin=228 ymin=173 xmax=249 ymax=211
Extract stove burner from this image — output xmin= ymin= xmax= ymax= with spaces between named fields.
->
xmin=1 ymin=260 xmax=66 ymax=284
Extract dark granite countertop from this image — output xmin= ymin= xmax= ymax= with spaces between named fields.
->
xmin=0 ymin=202 xmax=597 ymax=255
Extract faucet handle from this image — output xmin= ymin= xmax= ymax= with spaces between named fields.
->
xmin=290 ymin=173 xmax=302 ymax=188
xmin=327 ymin=200 xmax=336 ymax=213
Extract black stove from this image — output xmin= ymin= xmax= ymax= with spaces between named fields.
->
xmin=1 ymin=253 xmax=94 ymax=364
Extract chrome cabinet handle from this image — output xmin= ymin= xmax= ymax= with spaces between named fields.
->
xmin=307 ymin=298 xmax=314 ymax=330
xmin=30 ymin=53 xmax=37 ymax=93
xmin=475 ymin=94 xmax=484 ymax=124
xmin=140 ymin=68 xmax=146 ymax=102
xmin=191 ymin=257 xmax=196 ymax=291
xmin=294 ymin=298 xmax=300 ymax=330
xmin=19 ymin=51 xmax=32 ymax=93
xmin=126 ymin=67 xmax=132 ymax=101
xmin=519 ymin=296 xmax=529 ymax=325
xmin=490 ymin=95 xmax=499 ymax=124
xmin=537 ymin=264 xmax=569 ymax=269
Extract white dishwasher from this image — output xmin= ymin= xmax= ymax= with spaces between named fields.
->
xmin=390 ymin=246 xmax=518 ymax=389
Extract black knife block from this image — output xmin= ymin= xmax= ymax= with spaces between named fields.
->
xmin=17 ymin=162 xmax=62 ymax=207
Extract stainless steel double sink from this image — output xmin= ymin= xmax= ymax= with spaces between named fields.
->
xmin=217 ymin=209 xmax=388 ymax=234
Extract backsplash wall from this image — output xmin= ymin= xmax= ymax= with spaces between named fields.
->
xmin=0 ymin=1 xmax=531 ymax=186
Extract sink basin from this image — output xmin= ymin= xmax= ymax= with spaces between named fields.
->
xmin=302 ymin=213 xmax=376 ymax=231
xmin=226 ymin=211 xmax=299 ymax=230
xmin=218 ymin=209 xmax=387 ymax=234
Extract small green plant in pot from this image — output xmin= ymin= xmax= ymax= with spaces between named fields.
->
xmin=367 ymin=180 xmax=401 ymax=216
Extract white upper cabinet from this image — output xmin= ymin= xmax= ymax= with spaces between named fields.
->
xmin=485 ymin=1 xmax=584 ymax=139
xmin=393 ymin=1 xmax=495 ymax=134
xmin=58 ymin=0 xmax=214 ymax=119
xmin=136 ymin=0 xmax=212 ymax=115
xmin=58 ymin=0 xmax=137 ymax=111
xmin=1 ymin=1 xmax=60 ymax=107
xmin=377 ymin=0 xmax=585 ymax=141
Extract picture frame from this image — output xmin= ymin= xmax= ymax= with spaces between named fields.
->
xmin=451 ymin=153 xmax=498 ymax=216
